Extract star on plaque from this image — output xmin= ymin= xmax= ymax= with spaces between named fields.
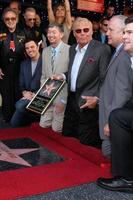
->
xmin=43 ymin=82 xmax=56 ymax=96
xmin=0 ymin=141 xmax=39 ymax=166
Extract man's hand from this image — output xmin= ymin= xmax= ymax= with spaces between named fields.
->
xmin=0 ymin=68 xmax=4 ymax=79
xmin=104 ymin=123 xmax=110 ymax=137
xmin=80 ymin=96 xmax=99 ymax=109
xmin=51 ymin=74 xmax=64 ymax=81
xmin=22 ymin=91 xmax=34 ymax=100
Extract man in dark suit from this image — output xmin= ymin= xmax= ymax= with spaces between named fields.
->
xmin=97 ymin=16 xmax=133 ymax=193
xmin=93 ymin=17 xmax=109 ymax=44
xmin=11 ymin=38 xmax=42 ymax=127
xmin=53 ymin=17 xmax=111 ymax=146
xmin=99 ymin=15 xmax=133 ymax=158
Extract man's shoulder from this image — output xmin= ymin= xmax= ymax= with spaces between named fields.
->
xmin=21 ymin=59 xmax=31 ymax=67
xmin=59 ymin=41 xmax=70 ymax=51
xmin=120 ymin=48 xmax=130 ymax=57
xmin=92 ymin=31 xmax=101 ymax=39
xmin=91 ymin=39 xmax=109 ymax=48
xmin=90 ymin=40 xmax=111 ymax=56
xmin=62 ymin=42 xmax=70 ymax=49
xmin=42 ymin=46 xmax=51 ymax=55
xmin=116 ymin=49 xmax=131 ymax=63
xmin=70 ymin=43 xmax=77 ymax=51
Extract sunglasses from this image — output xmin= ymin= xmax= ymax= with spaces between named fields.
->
xmin=5 ymin=17 xmax=16 ymax=22
xmin=103 ymin=24 xmax=108 ymax=27
xmin=75 ymin=28 xmax=90 ymax=34
xmin=28 ymin=18 xmax=36 ymax=21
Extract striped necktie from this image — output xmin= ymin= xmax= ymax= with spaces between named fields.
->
xmin=51 ymin=48 xmax=56 ymax=72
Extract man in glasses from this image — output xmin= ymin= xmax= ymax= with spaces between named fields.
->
xmin=0 ymin=7 xmax=26 ymax=122
xmin=23 ymin=7 xmax=39 ymax=41
xmin=93 ymin=17 xmax=109 ymax=44
xmin=23 ymin=7 xmax=44 ymax=45
xmin=24 ymin=7 xmax=36 ymax=29
xmin=97 ymin=16 xmax=133 ymax=193
xmin=53 ymin=17 xmax=111 ymax=146
xmin=9 ymin=0 xmax=25 ymax=29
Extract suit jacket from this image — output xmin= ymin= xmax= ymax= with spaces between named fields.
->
xmin=67 ymin=39 xmax=111 ymax=106
xmin=41 ymin=41 xmax=70 ymax=103
xmin=93 ymin=30 xmax=108 ymax=44
xmin=99 ymin=45 xmax=133 ymax=140
xmin=19 ymin=56 xmax=42 ymax=93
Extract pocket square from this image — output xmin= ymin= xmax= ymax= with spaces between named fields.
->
xmin=87 ymin=57 xmax=95 ymax=63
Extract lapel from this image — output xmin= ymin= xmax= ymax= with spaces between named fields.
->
xmin=53 ymin=42 xmax=64 ymax=73
xmin=27 ymin=60 xmax=32 ymax=80
xmin=69 ymin=45 xmax=77 ymax=70
xmin=25 ymin=60 xmax=32 ymax=89
xmin=106 ymin=44 xmax=123 ymax=73
xmin=47 ymin=47 xmax=52 ymax=74
xmin=68 ymin=45 xmax=77 ymax=85
xmin=77 ymin=40 xmax=95 ymax=76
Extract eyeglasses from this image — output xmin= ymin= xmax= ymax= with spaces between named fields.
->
xmin=5 ymin=17 xmax=16 ymax=22
xmin=28 ymin=18 xmax=36 ymax=21
xmin=75 ymin=28 xmax=90 ymax=34
xmin=102 ymin=24 xmax=108 ymax=27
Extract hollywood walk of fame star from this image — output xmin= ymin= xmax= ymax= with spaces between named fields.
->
xmin=0 ymin=141 xmax=39 ymax=167
xmin=43 ymin=82 xmax=56 ymax=96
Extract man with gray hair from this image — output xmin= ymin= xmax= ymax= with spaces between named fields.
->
xmin=24 ymin=7 xmax=36 ymax=29
xmin=99 ymin=15 xmax=133 ymax=158
xmin=23 ymin=7 xmax=39 ymax=41
xmin=97 ymin=16 xmax=133 ymax=193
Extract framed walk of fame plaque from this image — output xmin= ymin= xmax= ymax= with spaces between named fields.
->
xmin=26 ymin=78 xmax=66 ymax=115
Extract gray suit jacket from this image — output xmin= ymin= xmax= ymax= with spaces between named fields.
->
xmin=41 ymin=41 xmax=70 ymax=103
xmin=99 ymin=45 xmax=133 ymax=140
xmin=67 ymin=39 xmax=111 ymax=106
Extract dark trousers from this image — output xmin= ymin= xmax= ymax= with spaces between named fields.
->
xmin=109 ymin=107 xmax=133 ymax=179
xmin=11 ymin=99 xmax=39 ymax=127
xmin=62 ymin=92 xmax=101 ymax=147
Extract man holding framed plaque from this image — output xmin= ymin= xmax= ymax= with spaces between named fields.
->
xmin=39 ymin=23 xmax=69 ymax=132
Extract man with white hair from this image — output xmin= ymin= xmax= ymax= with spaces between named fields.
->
xmin=23 ymin=7 xmax=37 ymax=39
xmin=53 ymin=17 xmax=111 ymax=146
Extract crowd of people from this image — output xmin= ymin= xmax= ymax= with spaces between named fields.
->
xmin=0 ymin=0 xmax=133 ymax=194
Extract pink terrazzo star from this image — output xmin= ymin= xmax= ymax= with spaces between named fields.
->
xmin=0 ymin=141 xmax=39 ymax=166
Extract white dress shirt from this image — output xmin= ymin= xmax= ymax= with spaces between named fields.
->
xmin=70 ymin=44 xmax=88 ymax=91
xmin=130 ymin=57 xmax=133 ymax=70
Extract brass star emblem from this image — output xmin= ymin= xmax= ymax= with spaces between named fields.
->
xmin=43 ymin=82 xmax=56 ymax=96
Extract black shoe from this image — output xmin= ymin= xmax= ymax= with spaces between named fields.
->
xmin=97 ymin=177 xmax=133 ymax=193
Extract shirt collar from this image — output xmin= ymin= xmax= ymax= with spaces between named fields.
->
xmin=116 ymin=43 xmax=123 ymax=52
xmin=76 ymin=43 xmax=89 ymax=52
xmin=51 ymin=41 xmax=62 ymax=52
xmin=130 ymin=56 xmax=133 ymax=64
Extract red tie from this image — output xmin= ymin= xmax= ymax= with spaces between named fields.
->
xmin=10 ymin=40 xmax=15 ymax=51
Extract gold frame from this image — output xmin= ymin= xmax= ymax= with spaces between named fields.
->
xmin=26 ymin=78 xmax=66 ymax=115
